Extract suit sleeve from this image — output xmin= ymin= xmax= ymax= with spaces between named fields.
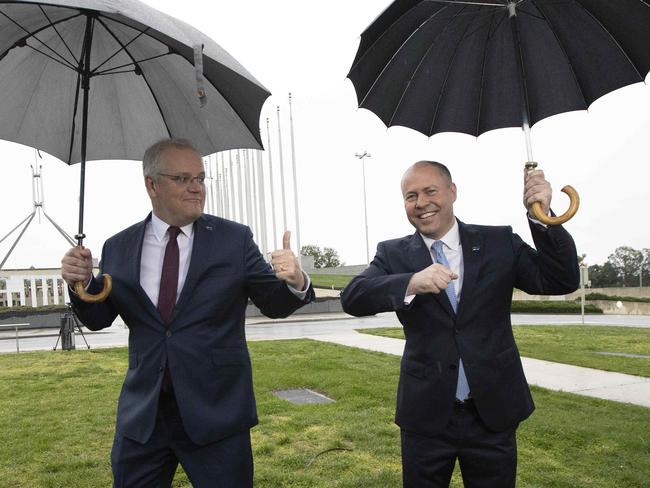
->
xmin=341 ymin=242 xmax=414 ymax=317
xmin=513 ymin=219 xmax=580 ymax=295
xmin=70 ymin=244 xmax=119 ymax=330
xmin=243 ymin=228 xmax=315 ymax=318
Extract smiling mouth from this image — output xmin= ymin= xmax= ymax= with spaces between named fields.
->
xmin=418 ymin=211 xmax=437 ymax=219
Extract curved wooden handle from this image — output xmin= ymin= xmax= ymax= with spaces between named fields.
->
xmin=74 ymin=274 xmax=112 ymax=303
xmin=530 ymin=185 xmax=580 ymax=226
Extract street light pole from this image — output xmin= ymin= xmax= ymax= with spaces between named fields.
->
xmin=355 ymin=151 xmax=371 ymax=265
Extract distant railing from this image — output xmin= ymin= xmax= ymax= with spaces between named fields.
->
xmin=0 ymin=323 xmax=31 ymax=353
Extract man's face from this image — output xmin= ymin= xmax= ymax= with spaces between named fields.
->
xmin=145 ymin=147 xmax=206 ymax=227
xmin=401 ymin=164 xmax=457 ymax=239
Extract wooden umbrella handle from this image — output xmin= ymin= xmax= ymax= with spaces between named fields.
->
xmin=72 ymin=245 xmax=112 ymax=303
xmin=525 ymin=162 xmax=579 ymax=226
xmin=529 ymin=185 xmax=579 ymax=225
xmin=74 ymin=274 xmax=112 ymax=303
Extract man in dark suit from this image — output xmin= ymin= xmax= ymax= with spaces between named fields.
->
xmin=341 ymin=160 xmax=579 ymax=488
xmin=61 ymin=138 xmax=314 ymax=487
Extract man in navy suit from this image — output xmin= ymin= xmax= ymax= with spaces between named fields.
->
xmin=61 ymin=139 xmax=314 ymax=487
xmin=341 ymin=161 xmax=579 ymax=487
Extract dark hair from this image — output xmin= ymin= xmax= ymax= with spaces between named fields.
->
xmin=142 ymin=139 xmax=199 ymax=179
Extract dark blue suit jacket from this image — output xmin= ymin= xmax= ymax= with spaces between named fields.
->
xmin=72 ymin=213 xmax=315 ymax=445
xmin=341 ymin=219 xmax=579 ymax=435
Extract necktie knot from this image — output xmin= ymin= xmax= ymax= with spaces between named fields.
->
xmin=168 ymin=226 xmax=181 ymax=240
xmin=432 ymin=240 xmax=444 ymax=255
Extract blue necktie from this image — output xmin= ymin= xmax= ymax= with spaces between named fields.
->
xmin=432 ymin=240 xmax=470 ymax=401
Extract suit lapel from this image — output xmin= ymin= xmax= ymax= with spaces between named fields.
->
xmin=172 ymin=215 xmax=213 ymax=321
xmin=406 ymin=232 xmax=456 ymax=318
xmin=457 ymin=221 xmax=483 ymax=319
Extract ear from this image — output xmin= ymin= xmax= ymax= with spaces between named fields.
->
xmin=450 ymin=182 xmax=457 ymax=203
xmin=145 ymin=176 xmax=157 ymax=199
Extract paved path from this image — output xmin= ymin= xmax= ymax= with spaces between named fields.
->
xmin=2 ymin=312 xmax=649 ymax=408
xmin=309 ymin=330 xmax=650 ymax=408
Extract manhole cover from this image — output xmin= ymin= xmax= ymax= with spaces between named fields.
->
xmin=273 ymin=388 xmax=335 ymax=405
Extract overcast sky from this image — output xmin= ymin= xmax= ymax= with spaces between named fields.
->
xmin=1 ymin=0 xmax=649 ymax=271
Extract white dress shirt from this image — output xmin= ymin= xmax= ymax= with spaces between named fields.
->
xmin=405 ymin=219 xmax=464 ymax=304
xmin=140 ymin=213 xmax=194 ymax=306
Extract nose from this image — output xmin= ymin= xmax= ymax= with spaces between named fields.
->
xmin=187 ymin=178 xmax=203 ymax=192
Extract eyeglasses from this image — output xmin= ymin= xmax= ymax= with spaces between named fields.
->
xmin=157 ymin=172 xmax=206 ymax=186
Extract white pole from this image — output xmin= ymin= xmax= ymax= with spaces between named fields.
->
xmin=355 ymin=151 xmax=372 ymax=265
xmin=288 ymin=93 xmax=302 ymax=259
xmin=244 ymin=150 xmax=253 ymax=229
xmin=266 ymin=118 xmax=278 ymax=249
xmin=236 ymin=150 xmax=244 ymax=224
xmin=228 ymin=151 xmax=236 ymax=221
xmin=276 ymin=106 xmax=288 ymax=232
xmin=256 ymin=150 xmax=268 ymax=255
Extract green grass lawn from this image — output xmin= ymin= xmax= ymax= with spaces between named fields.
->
xmin=359 ymin=326 xmax=650 ymax=377
xmin=0 ymin=340 xmax=648 ymax=487
xmin=309 ymin=274 xmax=354 ymax=290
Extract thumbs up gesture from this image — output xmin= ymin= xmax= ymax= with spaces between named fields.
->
xmin=271 ymin=230 xmax=305 ymax=291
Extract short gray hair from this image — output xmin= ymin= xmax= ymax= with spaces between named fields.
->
xmin=142 ymin=138 xmax=200 ymax=179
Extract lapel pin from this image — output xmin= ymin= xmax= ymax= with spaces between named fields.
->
xmin=206 ymin=225 xmax=213 ymax=231
xmin=472 ymin=246 xmax=480 ymax=252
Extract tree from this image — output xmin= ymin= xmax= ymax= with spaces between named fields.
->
xmin=608 ymin=246 xmax=643 ymax=287
xmin=300 ymin=244 xmax=344 ymax=269
xmin=588 ymin=262 xmax=619 ymax=288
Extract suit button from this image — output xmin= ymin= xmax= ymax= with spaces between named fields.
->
xmin=159 ymin=366 xmax=164 ymax=372
xmin=454 ymin=328 xmax=460 ymax=334
xmin=166 ymin=330 xmax=172 ymax=338
xmin=450 ymin=364 xmax=457 ymax=370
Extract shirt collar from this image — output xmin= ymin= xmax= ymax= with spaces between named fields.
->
xmin=420 ymin=219 xmax=460 ymax=252
xmin=150 ymin=212 xmax=194 ymax=242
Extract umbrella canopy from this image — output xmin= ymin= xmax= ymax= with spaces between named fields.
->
xmin=348 ymin=0 xmax=650 ymax=138
xmin=0 ymin=0 xmax=270 ymax=163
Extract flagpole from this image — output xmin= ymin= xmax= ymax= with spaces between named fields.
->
xmin=276 ymin=106 xmax=288 ymax=233
xmin=266 ymin=117 xmax=278 ymax=249
xmin=288 ymin=93 xmax=302 ymax=259
xmin=256 ymin=150 xmax=268 ymax=256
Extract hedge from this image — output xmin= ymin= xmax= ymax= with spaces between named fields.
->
xmin=511 ymin=300 xmax=603 ymax=314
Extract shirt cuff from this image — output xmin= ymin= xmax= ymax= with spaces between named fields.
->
xmin=287 ymin=271 xmax=311 ymax=299
xmin=404 ymin=294 xmax=415 ymax=305
xmin=527 ymin=213 xmax=548 ymax=228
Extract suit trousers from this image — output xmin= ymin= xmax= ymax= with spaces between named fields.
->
xmin=401 ymin=401 xmax=517 ymax=488
xmin=111 ymin=390 xmax=253 ymax=488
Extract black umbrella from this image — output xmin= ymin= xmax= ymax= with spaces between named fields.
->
xmin=348 ymin=0 xmax=650 ymax=224
xmin=0 ymin=0 xmax=271 ymax=301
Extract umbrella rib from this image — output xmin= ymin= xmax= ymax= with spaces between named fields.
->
xmin=528 ymin=0 xmax=589 ymax=111
xmin=427 ymin=6 xmax=481 ymax=135
xmin=95 ymin=17 xmax=173 ymax=138
xmin=0 ymin=9 xmax=81 ymax=71
xmin=94 ymin=52 xmax=173 ymax=76
xmin=37 ymin=4 xmax=78 ymax=65
xmin=571 ymin=0 xmax=646 ymax=80
xmin=475 ymin=10 xmax=501 ymax=136
xmin=426 ymin=0 xmax=504 ymax=6
xmin=91 ymin=23 xmax=151 ymax=74
xmin=357 ymin=4 xmax=454 ymax=108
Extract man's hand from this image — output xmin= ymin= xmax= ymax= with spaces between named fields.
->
xmin=523 ymin=167 xmax=552 ymax=218
xmin=61 ymin=247 xmax=93 ymax=288
xmin=271 ymin=231 xmax=305 ymax=291
xmin=406 ymin=263 xmax=458 ymax=296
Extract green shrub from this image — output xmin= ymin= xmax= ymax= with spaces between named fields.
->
xmin=511 ymin=300 xmax=603 ymax=314
xmin=0 ymin=304 xmax=68 ymax=318
xmin=583 ymin=292 xmax=650 ymax=303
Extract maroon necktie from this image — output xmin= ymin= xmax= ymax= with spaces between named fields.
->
xmin=157 ymin=226 xmax=181 ymax=323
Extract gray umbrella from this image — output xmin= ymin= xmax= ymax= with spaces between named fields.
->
xmin=0 ymin=0 xmax=270 ymax=301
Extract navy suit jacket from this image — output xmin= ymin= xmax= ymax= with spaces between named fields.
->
xmin=72 ymin=213 xmax=315 ymax=445
xmin=341 ymin=219 xmax=579 ymax=435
